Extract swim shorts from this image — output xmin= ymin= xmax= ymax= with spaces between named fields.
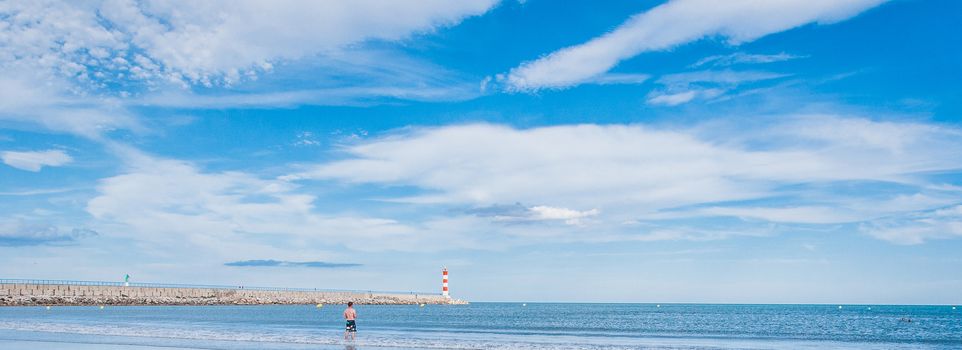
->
xmin=345 ymin=320 xmax=357 ymax=332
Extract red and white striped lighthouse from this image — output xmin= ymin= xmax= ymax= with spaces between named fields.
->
xmin=442 ymin=267 xmax=449 ymax=298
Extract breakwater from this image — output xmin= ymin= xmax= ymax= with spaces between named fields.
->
xmin=0 ymin=280 xmax=466 ymax=306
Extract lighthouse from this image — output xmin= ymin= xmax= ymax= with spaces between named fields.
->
xmin=442 ymin=267 xmax=450 ymax=298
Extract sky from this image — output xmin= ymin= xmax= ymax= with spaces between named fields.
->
xmin=1 ymin=0 xmax=961 ymax=304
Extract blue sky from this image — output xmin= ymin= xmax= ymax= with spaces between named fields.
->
xmin=1 ymin=0 xmax=961 ymax=304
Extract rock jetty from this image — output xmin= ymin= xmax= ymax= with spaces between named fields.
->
xmin=0 ymin=283 xmax=468 ymax=306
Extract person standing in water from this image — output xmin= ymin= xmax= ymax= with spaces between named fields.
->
xmin=343 ymin=301 xmax=357 ymax=341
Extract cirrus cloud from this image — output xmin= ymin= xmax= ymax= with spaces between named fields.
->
xmin=467 ymin=203 xmax=599 ymax=226
xmin=225 ymin=260 xmax=361 ymax=268
xmin=503 ymin=0 xmax=885 ymax=91
xmin=860 ymin=205 xmax=962 ymax=245
xmin=84 ymin=146 xmax=486 ymax=255
xmin=284 ymin=116 xmax=962 ymax=244
xmin=1 ymin=0 xmax=498 ymax=88
xmin=0 ymin=221 xmax=98 ymax=246
xmin=1 ymin=149 xmax=72 ymax=172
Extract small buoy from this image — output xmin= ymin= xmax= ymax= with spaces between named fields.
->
xmin=522 ymin=303 xmax=527 ymax=307
xmin=656 ymin=304 xmax=660 ymax=308
xmin=419 ymin=303 xmax=425 ymax=307
xmin=100 ymin=306 xmax=105 ymax=310
xmin=316 ymin=304 xmax=323 ymax=308
xmin=45 ymin=306 xmax=51 ymax=310
xmin=838 ymin=306 xmax=843 ymax=309
xmin=867 ymin=307 xmax=871 ymax=310
xmin=953 ymin=306 xmax=957 ymax=310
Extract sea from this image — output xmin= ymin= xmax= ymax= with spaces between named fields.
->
xmin=0 ymin=303 xmax=960 ymax=350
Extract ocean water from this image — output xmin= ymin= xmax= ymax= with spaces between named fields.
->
xmin=0 ymin=303 xmax=960 ymax=349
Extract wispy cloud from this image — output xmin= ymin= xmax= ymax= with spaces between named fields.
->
xmin=646 ymin=70 xmax=789 ymax=106
xmin=0 ymin=0 xmax=498 ymax=89
xmin=647 ymin=89 xmax=719 ymax=106
xmin=483 ymin=73 xmax=650 ymax=93
xmin=137 ymin=85 xmax=479 ymax=109
xmin=0 ymin=187 xmax=81 ymax=196
xmin=134 ymin=49 xmax=484 ymax=108
xmin=657 ymin=70 xmax=789 ymax=86
xmin=225 ymin=260 xmax=361 ymax=268
xmin=468 ymin=203 xmax=600 ymax=225
xmin=0 ymin=76 xmax=141 ymax=139
xmin=0 ymin=222 xmax=98 ymax=246
xmin=681 ymin=206 xmax=863 ymax=224
xmin=293 ymin=132 xmax=321 ymax=147
xmin=691 ymin=52 xmax=803 ymax=68
xmin=285 ymin=116 xmax=962 ymax=244
xmin=1 ymin=149 xmax=72 ymax=172
xmin=502 ymin=0 xmax=885 ymax=91
xmin=585 ymin=73 xmax=651 ymax=85
xmin=860 ymin=204 xmax=962 ymax=244
xmin=0 ymin=0 xmax=496 ymax=137
xmin=85 ymin=146 xmax=471 ymax=254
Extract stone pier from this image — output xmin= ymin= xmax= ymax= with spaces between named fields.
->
xmin=0 ymin=283 xmax=466 ymax=306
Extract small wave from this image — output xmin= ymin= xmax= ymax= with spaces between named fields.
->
xmin=0 ymin=321 xmax=651 ymax=350
xmin=1 ymin=320 xmax=952 ymax=350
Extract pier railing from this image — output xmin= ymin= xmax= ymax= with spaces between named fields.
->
xmin=0 ymin=278 xmax=440 ymax=296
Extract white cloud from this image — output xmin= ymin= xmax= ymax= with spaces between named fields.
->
xmin=775 ymin=116 xmax=942 ymax=154
xmin=695 ymin=206 xmax=862 ymax=224
xmin=586 ymin=73 xmax=651 ymax=85
xmin=1 ymin=149 xmax=72 ymax=172
xmin=129 ymin=45 xmax=486 ymax=108
xmin=0 ymin=187 xmax=79 ymax=196
xmin=691 ymin=52 xmax=802 ymax=68
xmin=84 ymin=147 xmax=482 ymax=255
xmin=0 ymin=220 xmax=97 ymax=246
xmin=529 ymin=206 xmax=600 ymax=225
xmin=0 ymin=76 xmax=140 ymax=138
xmin=503 ymin=0 xmax=885 ymax=91
xmin=861 ymin=205 xmax=962 ymax=245
xmin=0 ymin=0 xmax=497 ymax=88
xmin=468 ymin=203 xmax=600 ymax=225
xmin=658 ymin=70 xmax=789 ymax=86
xmin=646 ymin=70 xmax=787 ymax=105
xmin=284 ymin=116 xmax=962 ymax=244
xmin=289 ymin=118 xmax=962 ymax=204
xmin=647 ymin=192 xmax=962 ymax=227
xmin=0 ymin=1 xmax=494 ymax=137
xmin=293 ymin=132 xmax=320 ymax=147
xmin=136 ymin=84 xmax=478 ymax=109
xmin=646 ymin=90 xmax=701 ymax=106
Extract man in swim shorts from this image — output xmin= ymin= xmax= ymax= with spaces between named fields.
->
xmin=344 ymin=301 xmax=357 ymax=341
